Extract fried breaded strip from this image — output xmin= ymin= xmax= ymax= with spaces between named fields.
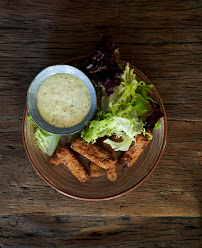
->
xmin=99 ymin=137 xmax=116 ymax=158
xmin=56 ymin=146 xmax=89 ymax=183
xmin=89 ymin=162 xmax=101 ymax=177
xmin=71 ymin=137 xmax=116 ymax=169
xmin=106 ymin=165 xmax=117 ymax=181
xmin=119 ymin=134 xmax=150 ymax=167
xmin=99 ymin=138 xmax=117 ymax=181
xmin=49 ymin=154 xmax=62 ymax=166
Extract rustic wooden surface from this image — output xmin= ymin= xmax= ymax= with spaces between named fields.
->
xmin=0 ymin=0 xmax=201 ymax=247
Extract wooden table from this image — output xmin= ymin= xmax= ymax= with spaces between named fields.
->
xmin=1 ymin=1 xmax=201 ymax=247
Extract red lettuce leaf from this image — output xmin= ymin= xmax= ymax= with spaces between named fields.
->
xmin=145 ymin=105 xmax=164 ymax=130
xmin=86 ymin=34 xmax=122 ymax=96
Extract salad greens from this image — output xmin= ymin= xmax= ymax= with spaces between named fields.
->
xmin=81 ymin=35 xmax=164 ymax=151
xmin=27 ymin=116 xmax=60 ymax=156
xmin=109 ymin=63 xmax=154 ymax=118
xmin=81 ymin=63 xmax=154 ymax=151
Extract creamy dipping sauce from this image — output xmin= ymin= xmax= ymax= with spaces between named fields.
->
xmin=36 ymin=73 xmax=91 ymax=128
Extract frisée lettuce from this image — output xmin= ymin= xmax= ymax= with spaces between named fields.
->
xmin=81 ymin=63 xmax=154 ymax=151
xmin=109 ymin=63 xmax=154 ymax=118
xmin=81 ymin=112 xmax=147 ymax=151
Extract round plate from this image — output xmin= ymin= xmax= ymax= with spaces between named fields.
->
xmin=22 ymin=56 xmax=167 ymax=201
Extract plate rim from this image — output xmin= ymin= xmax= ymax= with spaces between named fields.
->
xmin=22 ymin=56 xmax=167 ymax=201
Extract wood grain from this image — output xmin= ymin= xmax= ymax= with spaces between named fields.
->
xmin=0 ymin=216 xmax=201 ymax=248
xmin=0 ymin=0 xmax=201 ymax=247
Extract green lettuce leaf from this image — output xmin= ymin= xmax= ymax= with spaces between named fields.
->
xmin=109 ymin=63 xmax=154 ymax=119
xmin=153 ymin=120 xmax=161 ymax=130
xmin=27 ymin=116 xmax=60 ymax=156
xmin=81 ymin=63 xmax=156 ymax=151
xmin=81 ymin=111 xmax=150 ymax=151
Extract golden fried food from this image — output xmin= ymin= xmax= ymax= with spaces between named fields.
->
xmin=119 ymin=133 xmax=151 ymax=167
xmin=106 ymin=165 xmax=117 ymax=181
xmin=99 ymin=137 xmax=117 ymax=181
xmin=71 ymin=136 xmax=116 ymax=169
xmin=56 ymin=146 xmax=89 ymax=183
xmin=99 ymin=138 xmax=115 ymax=157
xmin=49 ymin=154 xmax=62 ymax=166
xmin=89 ymin=162 xmax=101 ymax=177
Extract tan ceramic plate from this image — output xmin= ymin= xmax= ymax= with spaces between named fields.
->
xmin=22 ymin=57 xmax=167 ymax=201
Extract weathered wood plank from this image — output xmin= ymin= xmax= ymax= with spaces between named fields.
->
xmin=0 ymin=216 xmax=201 ymax=248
